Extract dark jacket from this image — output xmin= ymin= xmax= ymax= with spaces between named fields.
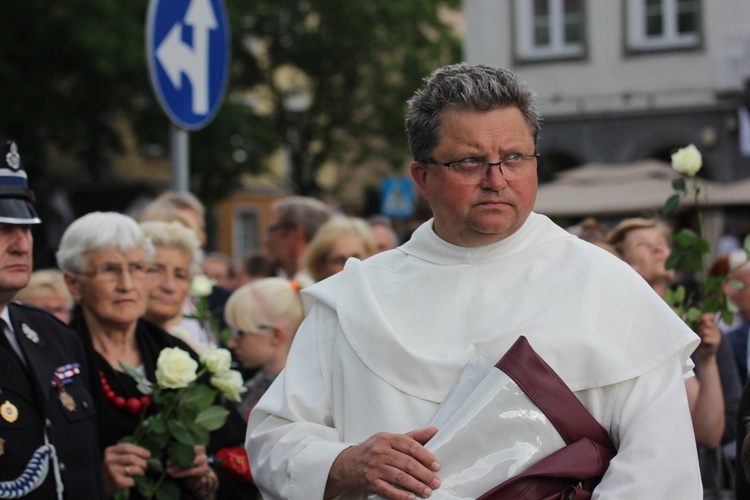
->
xmin=727 ymin=323 xmax=749 ymax=384
xmin=71 ymin=313 xmax=254 ymax=499
xmin=0 ymin=302 xmax=104 ymax=499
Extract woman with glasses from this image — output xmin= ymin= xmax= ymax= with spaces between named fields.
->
xmin=57 ymin=212 xmax=247 ymax=499
xmin=302 ymin=216 xmax=377 ymax=283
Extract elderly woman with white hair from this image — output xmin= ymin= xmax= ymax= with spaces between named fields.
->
xmin=57 ymin=212 xmax=248 ymax=499
xmin=140 ymin=220 xmax=208 ymax=353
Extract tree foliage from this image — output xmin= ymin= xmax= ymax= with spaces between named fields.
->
xmin=0 ymin=0 xmax=460 ymax=205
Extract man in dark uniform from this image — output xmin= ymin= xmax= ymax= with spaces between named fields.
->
xmin=0 ymin=140 xmax=103 ymax=499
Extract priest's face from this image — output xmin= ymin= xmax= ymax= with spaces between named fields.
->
xmin=411 ymin=107 xmax=537 ymax=247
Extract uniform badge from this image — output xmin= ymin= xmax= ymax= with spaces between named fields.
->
xmin=51 ymin=363 xmax=81 ymax=413
xmin=0 ymin=401 xmax=18 ymax=423
xmin=58 ymin=388 xmax=76 ymax=412
xmin=20 ymin=324 xmax=39 ymax=344
xmin=5 ymin=142 xmax=20 ymax=171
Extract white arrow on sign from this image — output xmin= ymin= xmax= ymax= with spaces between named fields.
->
xmin=156 ymin=0 xmax=217 ymax=115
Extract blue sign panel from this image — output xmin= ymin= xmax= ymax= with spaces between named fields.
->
xmin=146 ymin=0 xmax=230 ymax=130
xmin=380 ymin=176 xmax=415 ymax=218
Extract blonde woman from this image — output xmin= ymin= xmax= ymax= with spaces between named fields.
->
xmin=224 ymin=278 xmax=303 ymax=421
xmin=14 ymin=268 xmax=73 ymax=323
xmin=302 ymin=215 xmax=377 ymax=283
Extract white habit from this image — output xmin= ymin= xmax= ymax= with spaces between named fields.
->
xmin=247 ymin=213 xmax=702 ymax=499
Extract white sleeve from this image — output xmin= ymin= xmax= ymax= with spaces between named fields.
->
xmin=592 ymin=353 xmax=702 ymax=499
xmin=246 ymin=302 xmax=351 ymax=500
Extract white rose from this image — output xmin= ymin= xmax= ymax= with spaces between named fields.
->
xmin=155 ymin=347 xmax=198 ymax=389
xmin=671 ymin=144 xmax=702 ymax=177
xmin=190 ymin=275 xmax=215 ymax=298
xmin=210 ymin=369 xmax=246 ymax=402
xmin=200 ymin=345 xmax=232 ymax=374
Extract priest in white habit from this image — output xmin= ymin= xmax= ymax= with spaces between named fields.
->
xmin=246 ymin=63 xmax=702 ymax=500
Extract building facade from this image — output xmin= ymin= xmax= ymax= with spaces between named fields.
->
xmin=464 ymin=0 xmax=750 ymax=186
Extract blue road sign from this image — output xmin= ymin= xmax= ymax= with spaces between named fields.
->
xmin=380 ymin=176 xmax=415 ymax=218
xmin=146 ymin=0 xmax=230 ymax=130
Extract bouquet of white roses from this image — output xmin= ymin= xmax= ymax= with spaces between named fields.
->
xmin=116 ymin=345 xmax=245 ymax=499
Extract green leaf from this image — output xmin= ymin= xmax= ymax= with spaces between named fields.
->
xmin=181 ymin=383 xmax=217 ymax=409
xmin=155 ymin=478 xmax=181 ymax=500
xmin=685 ymin=307 xmax=703 ymax=324
xmin=146 ymin=417 xmax=167 ymax=434
xmin=673 ymin=229 xmax=698 ymax=248
xmin=672 ymin=178 xmax=686 ymax=192
xmin=743 ymin=235 xmax=750 ymax=254
xmin=721 ymin=309 xmax=735 ymax=325
xmin=167 ymin=420 xmax=195 ymax=446
xmin=134 ymin=475 xmax=156 ymax=497
xmin=114 ymin=489 xmax=130 ymax=500
xmin=190 ymin=425 xmax=211 ymax=446
xmin=143 ymin=431 xmax=170 ymax=452
xmin=118 ymin=361 xmax=154 ymax=395
xmin=697 ymin=237 xmax=711 ymax=254
xmin=194 ymin=405 xmax=230 ymax=431
xmin=727 ymin=298 xmax=739 ymax=314
xmin=665 ymin=251 xmax=681 ymax=270
xmin=662 ymin=194 xmax=681 ymax=216
xmin=169 ymin=441 xmax=195 ymax=469
xmin=688 ymin=252 xmax=703 ymax=271
xmin=119 ymin=435 xmax=137 ymax=445
xmin=146 ymin=457 xmax=164 ymax=473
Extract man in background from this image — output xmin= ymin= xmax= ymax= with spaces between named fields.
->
xmin=266 ymin=196 xmax=330 ymax=288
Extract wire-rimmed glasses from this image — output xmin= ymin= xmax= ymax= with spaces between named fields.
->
xmin=424 ymin=153 xmax=540 ymax=184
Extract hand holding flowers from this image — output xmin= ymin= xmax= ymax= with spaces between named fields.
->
xmin=114 ymin=346 xmax=246 ymax=500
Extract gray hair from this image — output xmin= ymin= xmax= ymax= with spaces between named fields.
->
xmin=140 ymin=220 xmax=204 ymax=277
xmin=56 ymin=212 xmax=155 ymax=274
xmin=271 ymin=196 xmax=331 ymax=243
xmin=151 ymin=191 xmax=205 ymax=219
xmin=406 ymin=63 xmax=541 ymax=163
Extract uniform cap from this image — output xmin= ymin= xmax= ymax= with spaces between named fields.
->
xmin=0 ymin=141 xmax=41 ymax=224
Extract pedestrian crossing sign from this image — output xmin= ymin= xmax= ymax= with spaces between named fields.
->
xmin=380 ymin=176 xmax=414 ymax=218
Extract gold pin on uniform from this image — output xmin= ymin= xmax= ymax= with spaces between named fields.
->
xmin=58 ymin=387 xmax=76 ymax=412
xmin=0 ymin=400 xmax=18 ymax=423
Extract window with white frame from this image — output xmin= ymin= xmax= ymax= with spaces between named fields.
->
xmin=515 ymin=0 xmax=584 ymax=62
xmin=626 ymin=0 xmax=700 ymax=52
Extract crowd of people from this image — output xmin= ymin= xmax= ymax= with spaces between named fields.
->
xmin=4 ymin=62 xmax=750 ymax=499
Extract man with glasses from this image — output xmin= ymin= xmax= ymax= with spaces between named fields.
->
xmin=0 ymin=141 xmax=103 ymax=498
xmin=247 ymin=64 xmax=702 ymax=499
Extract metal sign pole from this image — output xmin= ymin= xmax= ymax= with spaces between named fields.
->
xmin=170 ymin=124 xmax=189 ymax=193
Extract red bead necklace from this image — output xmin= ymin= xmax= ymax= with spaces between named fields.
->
xmin=99 ymin=370 xmax=152 ymax=415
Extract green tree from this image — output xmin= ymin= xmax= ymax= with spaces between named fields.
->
xmin=240 ymin=0 xmax=461 ymax=195
xmin=0 ymin=0 xmax=460 ymax=204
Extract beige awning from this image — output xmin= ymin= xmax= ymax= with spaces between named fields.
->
xmin=533 ymin=159 xmax=749 ymax=217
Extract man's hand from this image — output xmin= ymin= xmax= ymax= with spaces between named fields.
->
xmin=694 ymin=313 xmax=720 ymax=361
xmin=324 ymin=426 xmax=441 ymax=500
